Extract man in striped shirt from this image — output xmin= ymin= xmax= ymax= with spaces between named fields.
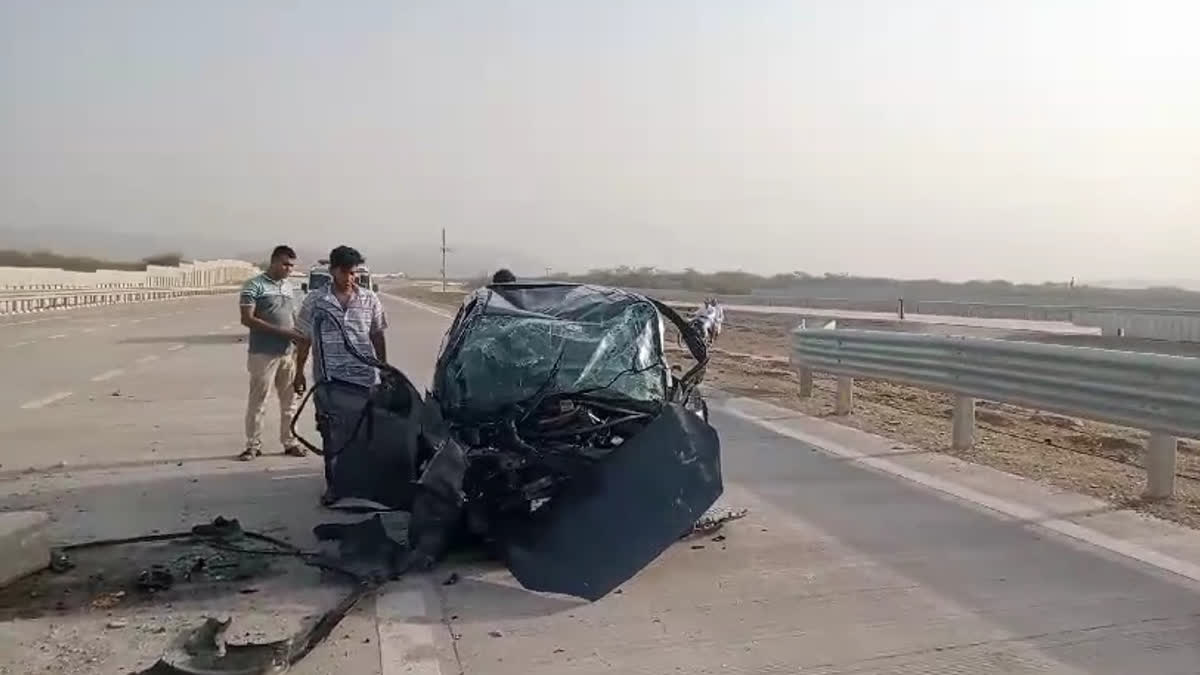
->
xmin=293 ymin=245 xmax=388 ymax=506
xmin=294 ymin=245 xmax=388 ymax=391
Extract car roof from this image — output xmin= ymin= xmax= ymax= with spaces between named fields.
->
xmin=308 ymin=263 xmax=371 ymax=273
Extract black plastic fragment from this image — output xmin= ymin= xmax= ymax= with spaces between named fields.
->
xmin=498 ymin=403 xmax=722 ymax=601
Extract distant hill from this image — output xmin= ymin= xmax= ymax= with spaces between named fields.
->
xmin=2 ymin=225 xmax=547 ymax=279
xmin=0 ymin=225 xmax=252 ymax=262
xmin=1084 ymin=278 xmax=1200 ymax=292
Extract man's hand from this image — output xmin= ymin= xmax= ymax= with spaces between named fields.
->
xmin=293 ymin=372 xmax=307 ymax=395
xmin=288 ymin=329 xmax=308 ymax=343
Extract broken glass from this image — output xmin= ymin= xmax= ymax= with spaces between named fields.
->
xmin=434 ymin=284 xmax=669 ymax=420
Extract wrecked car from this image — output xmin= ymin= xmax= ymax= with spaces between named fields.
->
xmin=294 ymin=282 xmax=723 ymax=601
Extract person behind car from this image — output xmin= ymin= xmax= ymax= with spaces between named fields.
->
xmin=491 ymin=268 xmax=516 ymax=284
xmin=238 ymin=245 xmax=308 ymax=461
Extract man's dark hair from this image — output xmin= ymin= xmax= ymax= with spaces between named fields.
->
xmin=271 ymin=245 xmax=297 ymax=261
xmin=491 ymin=268 xmax=516 ymax=284
xmin=329 ymin=245 xmax=365 ymax=270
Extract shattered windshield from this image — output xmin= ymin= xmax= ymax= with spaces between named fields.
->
xmin=434 ymin=284 xmax=668 ymax=419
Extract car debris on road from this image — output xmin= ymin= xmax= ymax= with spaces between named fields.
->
xmin=5 ymin=282 xmax=746 ymax=673
xmin=291 ymin=282 xmax=728 ymax=600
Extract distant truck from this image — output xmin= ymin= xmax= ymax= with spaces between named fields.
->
xmin=300 ymin=259 xmax=379 ymax=293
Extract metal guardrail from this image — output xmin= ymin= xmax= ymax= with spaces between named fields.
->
xmin=637 ymin=287 xmax=1200 ymax=331
xmin=790 ymin=327 xmax=1200 ymax=498
xmin=0 ymin=287 xmax=236 ymax=316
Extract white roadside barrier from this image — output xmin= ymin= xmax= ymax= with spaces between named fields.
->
xmin=791 ymin=327 xmax=1200 ymax=499
xmin=0 ymin=287 xmax=238 ymax=315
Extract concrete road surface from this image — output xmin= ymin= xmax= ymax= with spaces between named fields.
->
xmin=1 ymin=293 xmax=1199 ymax=673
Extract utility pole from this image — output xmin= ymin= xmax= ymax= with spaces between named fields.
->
xmin=440 ymin=228 xmax=452 ymax=292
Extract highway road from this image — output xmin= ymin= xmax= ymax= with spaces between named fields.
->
xmin=1 ymin=293 xmax=1199 ymax=673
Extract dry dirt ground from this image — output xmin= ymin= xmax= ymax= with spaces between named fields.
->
xmin=390 ymin=285 xmax=1200 ymax=530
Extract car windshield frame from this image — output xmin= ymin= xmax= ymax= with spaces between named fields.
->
xmin=432 ymin=283 xmax=677 ymax=422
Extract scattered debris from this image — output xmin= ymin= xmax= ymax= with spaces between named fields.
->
xmin=689 ymin=507 xmax=750 ymax=537
xmin=313 ymin=513 xmax=408 ymax=564
xmin=442 ymin=572 xmax=460 ymax=586
xmin=137 ymin=565 xmax=175 ymax=593
xmin=106 ymin=620 xmax=129 ymax=629
xmin=488 ymin=630 xmax=504 ymax=638
xmin=184 ymin=558 xmax=206 ymax=581
xmin=52 ymin=518 xmax=378 ymax=675
xmin=49 ymin=549 xmax=75 ymax=573
xmin=90 ymin=591 xmax=125 ymax=609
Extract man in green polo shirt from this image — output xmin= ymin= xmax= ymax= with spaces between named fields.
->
xmin=238 ymin=245 xmax=308 ymax=460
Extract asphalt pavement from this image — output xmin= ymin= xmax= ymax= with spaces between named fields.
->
xmin=1 ymin=293 xmax=1199 ymax=673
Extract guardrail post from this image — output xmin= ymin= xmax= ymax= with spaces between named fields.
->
xmin=952 ymin=395 xmax=975 ymax=449
xmin=835 ymin=376 xmax=854 ymax=415
xmin=798 ymin=366 xmax=813 ymax=398
xmin=1144 ymin=432 xmax=1177 ymax=500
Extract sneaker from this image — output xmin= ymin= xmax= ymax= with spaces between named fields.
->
xmin=283 ymin=445 xmax=308 ymax=458
xmin=238 ymin=447 xmax=262 ymax=461
xmin=320 ymin=489 xmax=338 ymax=507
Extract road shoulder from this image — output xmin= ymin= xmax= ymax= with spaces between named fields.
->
xmin=715 ymin=393 xmax=1200 ymax=585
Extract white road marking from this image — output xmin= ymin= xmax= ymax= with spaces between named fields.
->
xmin=270 ymin=472 xmax=323 ymax=481
xmin=109 ymin=323 xmax=120 ymax=328
xmin=48 ymin=334 xmax=66 ymax=340
xmin=20 ymin=391 xmax=73 ymax=410
xmin=221 ymin=323 xmax=234 ymax=330
xmin=82 ymin=327 xmax=97 ymax=333
xmin=136 ymin=355 xmax=160 ymax=365
xmin=377 ymin=586 xmax=443 ymax=675
xmin=167 ymin=344 xmax=186 ymax=352
xmin=130 ymin=319 xmax=142 ymax=324
xmin=382 ymin=292 xmax=454 ymax=319
xmin=718 ymin=400 xmax=1200 ymax=586
xmin=90 ymin=369 xmax=124 ymax=382
xmin=5 ymin=341 xmax=30 ymax=349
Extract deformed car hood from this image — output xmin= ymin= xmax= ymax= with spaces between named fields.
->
xmin=499 ymin=402 xmax=721 ymax=600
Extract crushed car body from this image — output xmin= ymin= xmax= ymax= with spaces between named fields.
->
xmin=293 ymin=282 xmax=723 ymax=601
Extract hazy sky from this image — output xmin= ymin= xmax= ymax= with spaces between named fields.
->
xmin=2 ymin=1 xmax=1198 ymax=281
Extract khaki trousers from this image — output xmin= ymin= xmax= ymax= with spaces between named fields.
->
xmin=245 ymin=352 xmax=299 ymax=451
